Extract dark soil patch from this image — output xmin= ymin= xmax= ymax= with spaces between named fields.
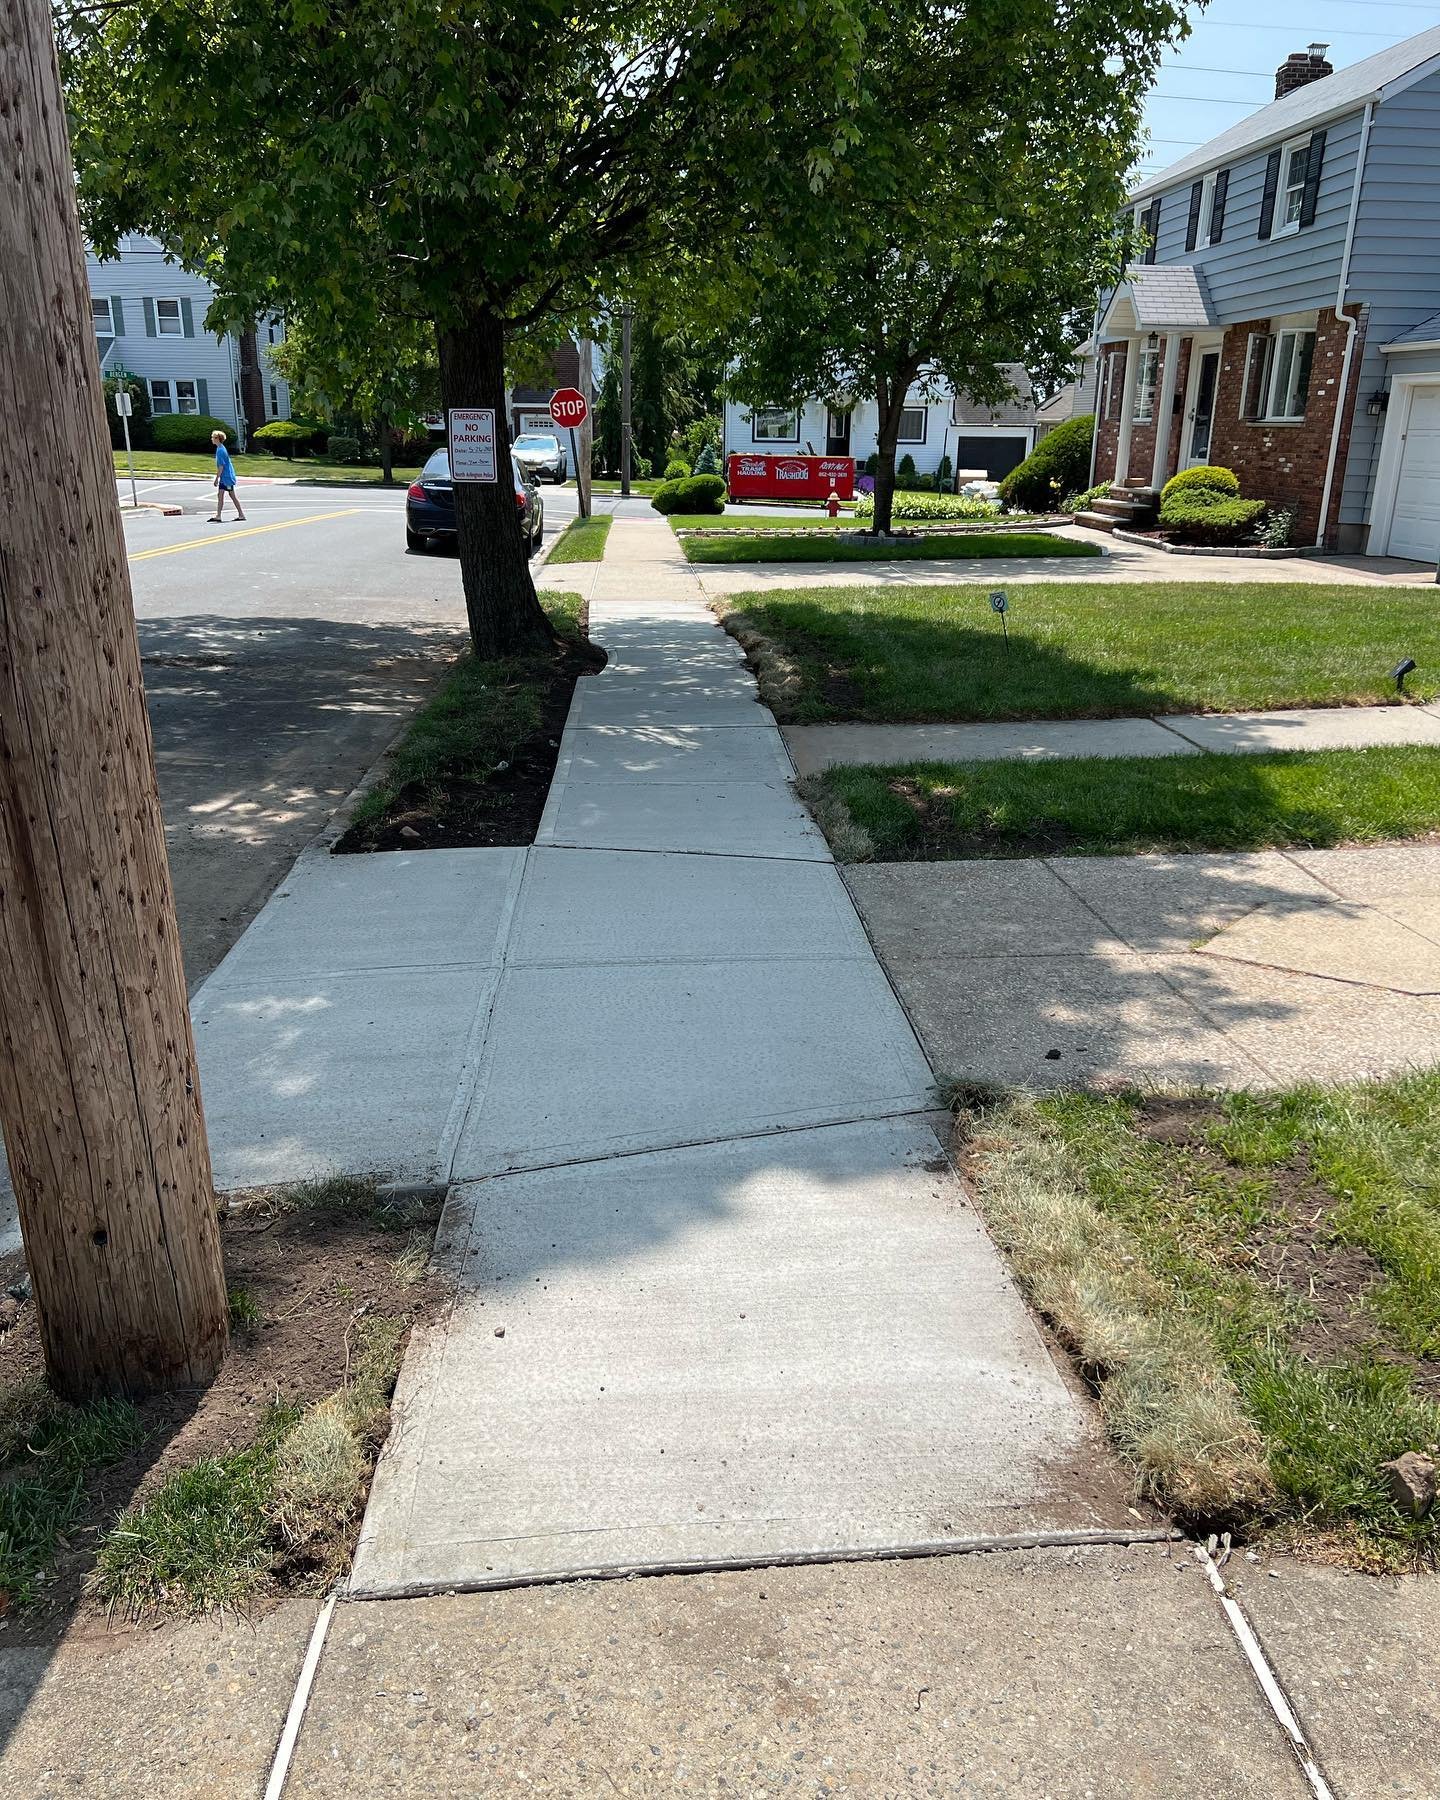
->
xmin=820 ymin=666 xmax=865 ymax=713
xmin=1130 ymin=1095 xmax=1439 ymax=1391
xmin=334 ymin=635 xmax=604 ymax=852
xmin=0 ymin=1200 xmax=445 ymax=1644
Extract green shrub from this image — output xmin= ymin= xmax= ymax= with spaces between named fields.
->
xmin=863 ymin=452 xmax=879 ymax=476
xmin=651 ymin=473 xmax=727 ymax=516
xmin=1158 ymin=494 xmax=1267 ymax=545
xmin=935 ymin=453 xmax=954 ymax=493
xmin=150 ymin=413 xmax=231 ymax=453
xmin=1256 ymin=504 xmax=1297 ymax=548
xmin=896 ymin=452 xmax=918 ymax=481
xmin=1063 ymin=481 xmax=1111 ymax=515
xmin=694 ymin=442 xmax=721 ymax=477
xmin=1160 ymin=464 xmax=1240 ymax=504
xmin=103 ymin=371 xmax=152 ymax=450
xmin=997 ymin=414 xmax=1094 ymax=511
xmin=664 ymin=458 xmax=691 ymax=480
xmin=252 ymin=419 xmax=320 ymax=458
xmin=681 ymin=414 xmax=722 ymax=468
xmin=326 ymin=434 xmax=361 ymax=464
xmin=853 ymin=490 xmax=999 ymax=522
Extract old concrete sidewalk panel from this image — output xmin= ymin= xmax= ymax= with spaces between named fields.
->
xmin=191 ymin=847 xmax=525 ymax=1189
xmin=352 ymin=1116 xmax=1126 ymax=1594
xmin=299 ymin=1549 xmax=1306 ymax=1795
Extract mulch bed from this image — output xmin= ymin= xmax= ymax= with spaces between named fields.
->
xmin=1133 ymin=1095 xmax=1440 ymax=1397
xmin=0 ymin=1201 xmax=445 ymax=1644
xmin=333 ymin=636 xmax=602 ymax=852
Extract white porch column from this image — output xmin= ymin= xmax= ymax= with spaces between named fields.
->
xmin=1149 ymin=332 xmax=1183 ymax=492
xmin=1113 ymin=339 xmax=1140 ymax=484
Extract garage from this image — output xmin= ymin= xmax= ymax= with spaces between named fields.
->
xmin=951 ymin=432 xmax=1031 ymax=479
xmin=1385 ymin=383 xmax=1440 ymax=562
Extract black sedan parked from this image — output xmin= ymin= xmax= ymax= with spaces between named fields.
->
xmin=405 ymin=449 xmax=544 ymax=555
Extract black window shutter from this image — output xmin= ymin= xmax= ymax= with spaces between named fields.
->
xmin=1143 ymin=197 xmax=1160 ymax=263
xmin=1299 ymin=129 xmax=1326 ymax=228
xmin=1185 ymin=181 xmax=1203 ymax=252
xmin=1258 ymin=149 xmax=1282 ymax=240
xmin=1210 ymin=169 xmax=1229 ymax=244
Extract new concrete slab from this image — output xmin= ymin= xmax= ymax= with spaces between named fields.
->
xmin=1049 ymin=850 xmax=1333 ymax=953
xmin=449 ymin=956 xmax=934 ymax=1178
xmin=510 ymin=848 xmax=873 ymax=964
xmin=1199 ymin=897 xmax=1440 ymax=994
xmin=352 ymin=1118 xmax=1124 ymax=1595
xmin=1293 ymin=842 xmax=1440 ymax=897
xmin=193 ymin=964 xmax=497 ymax=1189
xmin=553 ymin=722 xmax=795 ymax=786
xmin=536 ymin=780 xmax=829 ymax=858
xmin=784 ymin=716 xmax=1191 ymax=775
xmin=299 ymin=1551 xmax=1305 ymax=1796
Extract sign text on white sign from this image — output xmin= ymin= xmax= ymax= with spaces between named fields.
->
xmin=448 ymin=408 xmax=498 ymax=482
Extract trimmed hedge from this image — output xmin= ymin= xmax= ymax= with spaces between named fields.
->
xmin=326 ymin=434 xmax=361 ymax=464
xmin=651 ymin=473 xmax=726 ymax=515
xmin=1158 ymin=494 xmax=1267 ymax=545
xmin=997 ymin=414 xmax=1094 ymax=511
xmin=150 ymin=413 xmax=231 ymax=453
xmin=252 ymin=419 xmax=320 ymax=458
xmin=1160 ymin=464 xmax=1239 ymax=503
xmin=664 ymin=458 xmax=691 ymax=479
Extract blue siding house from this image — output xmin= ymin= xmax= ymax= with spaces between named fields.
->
xmin=1088 ymin=31 xmax=1440 ymax=556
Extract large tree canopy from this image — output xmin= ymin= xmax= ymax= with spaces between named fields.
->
xmin=61 ymin=0 xmax=871 ymax=650
xmin=716 ymin=0 xmax=1190 ymax=533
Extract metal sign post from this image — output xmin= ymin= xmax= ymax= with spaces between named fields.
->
xmin=549 ymin=388 xmax=589 ymax=504
xmin=990 ymin=588 xmax=1010 ymax=650
xmin=115 ymin=387 xmax=138 ymax=509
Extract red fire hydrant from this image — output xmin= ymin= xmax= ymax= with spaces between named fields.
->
xmin=826 ymin=488 xmax=840 ymax=518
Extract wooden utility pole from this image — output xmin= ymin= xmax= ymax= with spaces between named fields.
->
xmin=0 ymin=0 xmax=229 ymax=1400
xmin=577 ymin=336 xmax=594 ymax=519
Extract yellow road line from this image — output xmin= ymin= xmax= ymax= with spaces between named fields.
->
xmin=129 ymin=508 xmax=362 ymax=563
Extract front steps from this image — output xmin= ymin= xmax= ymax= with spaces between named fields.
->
xmin=1074 ymin=481 xmax=1159 ymax=534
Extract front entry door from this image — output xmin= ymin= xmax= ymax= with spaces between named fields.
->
xmin=826 ymin=408 xmax=852 ymax=456
xmin=1186 ymin=351 xmax=1220 ymax=466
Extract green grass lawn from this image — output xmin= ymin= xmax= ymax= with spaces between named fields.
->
xmin=113 ymin=448 xmax=424 ymax=485
xmin=810 ymin=747 xmax=1440 ymax=861
xmin=591 ymin=477 xmax=663 ymax=496
xmin=684 ymin=531 xmax=1096 ymax=566
xmin=669 ymin=513 xmax=856 ymax=531
xmin=725 ymin=581 xmax=1440 ymax=722
xmin=545 ymin=514 xmax=612 ymax=563
xmin=960 ymin=1078 xmax=1440 ymax=1564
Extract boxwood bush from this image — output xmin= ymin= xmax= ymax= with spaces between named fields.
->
xmin=150 ymin=413 xmax=231 ymax=453
xmin=1158 ymin=493 xmax=1267 ymax=545
xmin=1160 ymin=464 xmax=1239 ymax=503
xmin=997 ymin=414 xmax=1094 ymax=511
xmin=252 ymin=419 xmax=321 ymax=458
xmin=664 ymin=458 xmax=691 ymax=479
xmin=326 ymin=434 xmax=361 ymax=464
xmin=651 ymin=473 xmax=726 ymax=515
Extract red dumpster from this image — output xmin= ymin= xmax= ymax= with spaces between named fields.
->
xmin=726 ymin=452 xmax=856 ymax=501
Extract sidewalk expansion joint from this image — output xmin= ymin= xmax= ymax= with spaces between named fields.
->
xmin=346 ymin=1525 xmax=1184 ymax=1602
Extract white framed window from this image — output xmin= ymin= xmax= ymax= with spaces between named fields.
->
xmin=269 ymin=384 xmax=279 ymax=416
xmin=751 ymin=407 xmax=799 ymax=442
xmin=1277 ymin=137 xmax=1311 ymax=236
xmin=1132 ymin=347 xmax=1160 ymax=422
xmin=155 ymin=297 xmax=183 ymax=335
xmin=1198 ymin=171 xmax=1217 ymax=249
xmin=92 ymin=297 xmax=113 ymax=335
xmin=148 ymin=378 xmax=200 ymax=415
xmin=1240 ymin=326 xmax=1316 ymax=422
xmin=897 ymin=405 xmax=927 ymax=444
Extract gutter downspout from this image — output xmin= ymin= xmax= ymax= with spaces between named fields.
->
xmin=1316 ymin=99 xmax=1375 ymax=550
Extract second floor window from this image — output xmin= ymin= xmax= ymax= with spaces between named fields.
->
xmin=155 ymin=297 xmax=183 ymax=335
xmin=92 ymin=297 xmax=113 ymax=334
xmin=1133 ymin=348 xmax=1160 ymax=422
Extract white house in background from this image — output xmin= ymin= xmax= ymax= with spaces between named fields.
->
xmin=1034 ymin=342 xmax=1098 ymax=439
xmin=722 ymin=365 xmax=1037 ymax=480
xmin=85 ymin=236 xmax=291 ymax=445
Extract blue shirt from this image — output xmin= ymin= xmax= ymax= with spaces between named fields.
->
xmin=215 ymin=443 xmax=236 ymax=487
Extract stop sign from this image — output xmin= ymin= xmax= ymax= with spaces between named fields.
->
xmin=549 ymin=387 xmax=589 ymax=429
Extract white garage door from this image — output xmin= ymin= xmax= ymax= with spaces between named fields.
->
xmin=1388 ymin=384 xmax=1440 ymax=561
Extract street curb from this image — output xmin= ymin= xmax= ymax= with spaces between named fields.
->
xmin=119 ymin=502 xmax=185 ymax=516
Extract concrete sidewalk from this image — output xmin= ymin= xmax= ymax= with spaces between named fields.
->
xmin=785 ymin=701 xmax=1440 ymax=775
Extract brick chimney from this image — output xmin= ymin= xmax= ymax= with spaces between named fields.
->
xmin=1275 ymin=42 xmax=1333 ymax=100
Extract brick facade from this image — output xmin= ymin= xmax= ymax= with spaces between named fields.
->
xmin=1093 ymin=307 xmax=1362 ymax=545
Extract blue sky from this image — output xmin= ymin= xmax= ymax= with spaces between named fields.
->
xmin=1136 ymin=0 xmax=1440 ymax=181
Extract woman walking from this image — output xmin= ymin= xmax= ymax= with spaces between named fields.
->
xmin=209 ymin=429 xmax=246 ymax=521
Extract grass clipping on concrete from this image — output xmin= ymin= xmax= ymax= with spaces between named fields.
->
xmin=958 ymin=1081 xmax=1440 ymax=1565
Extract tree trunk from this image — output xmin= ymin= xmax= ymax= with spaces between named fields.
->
xmin=378 ymin=411 xmax=393 ymax=485
xmin=0 ymin=0 xmax=228 ymax=1401
xmin=870 ymin=367 xmax=918 ymax=538
xmin=438 ymin=313 xmax=555 ymax=658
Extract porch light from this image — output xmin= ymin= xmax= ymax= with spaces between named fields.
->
xmin=1367 ymin=390 xmax=1389 ymax=418
xmin=1146 ymin=331 xmax=1159 ymax=350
